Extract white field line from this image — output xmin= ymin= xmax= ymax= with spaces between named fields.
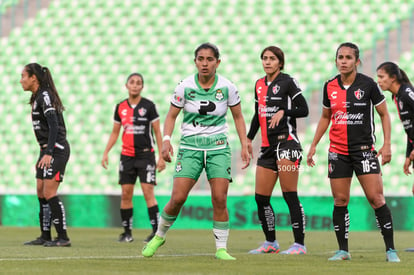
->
xmin=0 ymin=253 xmax=214 ymax=261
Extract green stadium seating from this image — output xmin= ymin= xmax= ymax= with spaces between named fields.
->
xmin=0 ymin=0 xmax=413 ymax=195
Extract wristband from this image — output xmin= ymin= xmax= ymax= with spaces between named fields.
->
xmin=163 ymin=135 xmax=171 ymax=142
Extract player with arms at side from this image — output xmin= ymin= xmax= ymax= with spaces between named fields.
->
xmin=307 ymin=43 xmax=400 ymax=262
xmin=102 ymin=73 xmax=165 ymax=243
xmin=247 ymin=46 xmax=308 ymax=255
xmin=142 ymin=43 xmax=250 ymax=260
xmin=20 ymin=63 xmax=71 ymax=247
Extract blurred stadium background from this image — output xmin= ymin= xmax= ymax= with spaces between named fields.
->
xmin=1 ymin=0 xmax=413 ymax=198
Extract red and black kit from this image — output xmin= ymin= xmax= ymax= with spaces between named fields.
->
xmin=323 ymin=73 xmax=385 ymax=155
xmin=114 ymin=98 xmax=159 ymax=184
xmin=114 ymin=98 xmax=159 ymax=157
xmin=392 ymin=83 xmax=414 ymax=157
xmin=247 ymin=73 xmax=308 ymax=169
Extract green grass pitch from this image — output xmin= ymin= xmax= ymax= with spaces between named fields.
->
xmin=0 ymin=227 xmax=413 ymax=274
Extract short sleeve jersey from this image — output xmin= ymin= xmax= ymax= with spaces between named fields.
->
xmin=393 ymin=83 xmax=414 ymax=156
xmin=170 ymin=74 xmax=240 ymax=150
xmin=323 ymin=73 xmax=385 ymax=155
xmin=31 ymin=90 xmax=67 ymax=147
xmin=114 ymin=97 xmax=159 ymax=157
xmin=253 ymin=73 xmax=302 ymax=146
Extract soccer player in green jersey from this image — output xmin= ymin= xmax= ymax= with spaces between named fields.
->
xmin=142 ymin=43 xmax=251 ymax=260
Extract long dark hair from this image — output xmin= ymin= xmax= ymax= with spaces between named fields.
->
xmin=25 ymin=63 xmax=65 ymax=112
xmin=376 ymin=61 xmax=412 ymax=86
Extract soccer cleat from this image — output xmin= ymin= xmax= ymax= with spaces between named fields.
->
xmin=118 ymin=232 xmax=134 ymax=243
xmin=248 ymin=241 xmax=280 ymax=254
xmin=215 ymin=248 xmax=236 ymax=260
xmin=280 ymin=243 xmax=307 ymax=255
xmin=143 ymin=232 xmax=155 ymax=243
xmin=386 ymin=249 xmax=400 ymax=262
xmin=328 ymin=250 xmax=351 ymax=261
xmin=43 ymin=238 xmax=71 ymax=247
xmin=24 ymin=237 xmax=50 ymax=245
xmin=142 ymin=235 xmax=165 ymax=257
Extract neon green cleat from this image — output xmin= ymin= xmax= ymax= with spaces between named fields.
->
xmin=142 ymin=235 xmax=165 ymax=257
xmin=215 ymin=248 xmax=236 ymax=260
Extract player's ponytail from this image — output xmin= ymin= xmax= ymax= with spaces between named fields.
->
xmin=25 ymin=63 xmax=65 ymax=112
xmin=377 ymin=62 xmax=412 ymax=86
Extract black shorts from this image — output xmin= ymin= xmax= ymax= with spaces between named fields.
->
xmin=327 ymin=150 xmax=381 ymax=178
xmin=119 ymin=153 xmax=156 ymax=185
xmin=257 ymin=139 xmax=303 ymax=172
xmin=36 ymin=142 xmax=70 ymax=182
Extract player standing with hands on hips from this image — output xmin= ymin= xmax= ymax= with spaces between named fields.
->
xmin=20 ymin=63 xmax=71 ymax=247
xmin=307 ymin=42 xmax=400 ymax=262
xmin=102 ymin=73 xmax=165 ymax=243
xmin=376 ymin=62 xmax=414 ymax=196
xmin=142 ymin=42 xmax=251 ymax=260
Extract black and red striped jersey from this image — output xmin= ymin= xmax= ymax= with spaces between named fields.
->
xmin=323 ymin=73 xmax=385 ymax=155
xmin=114 ymin=98 xmax=159 ymax=157
xmin=247 ymin=73 xmax=307 ymax=146
xmin=392 ymin=83 xmax=414 ymax=157
xmin=31 ymin=89 xmax=67 ymax=152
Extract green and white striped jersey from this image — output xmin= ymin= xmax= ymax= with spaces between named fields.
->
xmin=171 ymin=74 xmax=241 ymax=150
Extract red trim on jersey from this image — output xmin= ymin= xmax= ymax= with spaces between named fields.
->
xmin=327 ymin=78 xmax=349 ymax=155
xmin=119 ymin=101 xmax=136 ymax=157
xmin=55 ymin=171 xmax=61 ymax=181
xmin=256 ymin=78 xmax=270 ymax=146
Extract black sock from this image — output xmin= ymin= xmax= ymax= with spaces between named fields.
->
xmin=255 ymin=193 xmax=276 ymax=242
xmin=38 ymin=197 xmax=51 ymax=240
xmin=283 ymin=192 xmax=305 ymax=245
xmin=120 ymin=208 xmax=133 ymax=234
xmin=332 ymin=206 xmax=349 ymax=251
xmin=147 ymin=205 xmax=159 ymax=233
xmin=375 ymin=204 xmax=395 ymax=251
xmin=47 ymin=196 xmax=69 ymax=240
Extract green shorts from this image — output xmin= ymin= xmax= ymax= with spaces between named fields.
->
xmin=173 ymin=146 xmax=232 ymax=181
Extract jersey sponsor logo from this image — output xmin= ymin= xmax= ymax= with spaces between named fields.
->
xmin=188 ymin=90 xmax=196 ymax=99
xmin=121 ymin=108 xmax=128 ymax=116
xmin=333 ymin=111 xmax=364 ymax=125
xmin=138 ymin=107 xmax=147 ymax=116
xmin=215 ymin=89 xmax=224 ymax=101
xmin=272 ymin=85 xmax=280 ymax=95
xmin=408 ymin=91 xmax=414 ymax=101
xmin=32 ymin=120 xmax=41 ymax=130
xmin=125 ymin=124 xmax=145 ymax=135
xmin=174 ymin=94 xmax=183 ymax=103
xmin=259 ymin=105 xmax=280 ymax=118
xmin=42 ymin=91 xmax=51 ymax=106
xmin=354 ymin=89 xmax=365 ymax=100
xmin=331 ymin=91 xmax=338 ymax=99
xmin=257 ymin=86 xmax=262 ymax=94
xmin=198 ymin=100 xmax=216 ymax=115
